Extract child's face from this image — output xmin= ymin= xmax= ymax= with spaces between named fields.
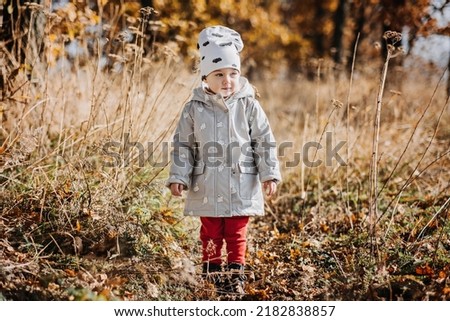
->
xmin=204 ymin=68 xmax=240 ymax=98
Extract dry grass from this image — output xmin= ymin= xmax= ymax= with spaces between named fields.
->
xmin=1 ymin=38 xmax=450 ymax=299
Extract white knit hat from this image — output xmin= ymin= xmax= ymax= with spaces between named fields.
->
xmin=198 ymin=25 xmax=244 ymax=79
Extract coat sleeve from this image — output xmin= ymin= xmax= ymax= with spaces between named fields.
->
xmin=248 ymin=100 xmax=282 ymax=183
xmin=165 ymin=102 xmax=196 ymax=189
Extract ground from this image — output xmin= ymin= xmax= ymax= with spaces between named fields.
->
xmin=1 ymin=185 xmax=449 ymax=301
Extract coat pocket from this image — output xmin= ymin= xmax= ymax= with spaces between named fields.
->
xmin=238 ymin=163 xmax=259 ymax=200
xmin=190 ymin=163 xmax=206 ymax=199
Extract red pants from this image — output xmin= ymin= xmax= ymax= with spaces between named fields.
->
xmin=200 ymin=216 xmax=249 ymax=265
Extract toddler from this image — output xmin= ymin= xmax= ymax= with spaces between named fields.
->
xmin=166 ymin=25 xmax=281 ymax=295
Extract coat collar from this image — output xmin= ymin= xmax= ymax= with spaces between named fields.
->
xmin=191 ymin=77 xmax=255 ymax=110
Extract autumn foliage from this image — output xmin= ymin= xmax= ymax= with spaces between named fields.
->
xmin=2 ymin=0 xmax=445 ymax=79
xmin=1 ymin=0 xmax=450 ymax=302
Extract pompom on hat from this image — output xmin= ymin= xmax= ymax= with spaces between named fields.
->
xmin=197 ymin=25 xmax=244 ymax=79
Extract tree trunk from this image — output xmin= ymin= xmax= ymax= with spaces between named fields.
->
xmin=140 ymin=0 xmax=153 ymax=8
xmin=347 ymin=0 xmax=365 ymax=75
xmin=331 ymin=0 xmax=348 ymax=65
xmin=314 ymin=2 xmax=325 ymax=58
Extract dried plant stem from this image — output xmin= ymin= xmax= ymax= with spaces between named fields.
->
xmin=377 ymin=67 xmax=448 ymax=199
xmin=3 ymin=98 xmax=48 ymax=154
xmin=430 ymin=197 xmax=450 ymax=265
xmin=302 ymin=104 xmax=341 ymax=219
xmin=369 ymin=47 xmax=391 ymax=232
xmin=383 ymin=190 xmax=403 ymax=241
xmin=331 ymin=250 xmax=347 ymax=278
xmin=301 ymin=113 xmax=309 ymax=199
xmin=377 ymin=94 xmax=450 ymax=223
xmin=417 ymin=197 xmax=450 ymax=241
xmin=315 ymin=60 xmax=322 ymax=214
xmin=345 ymin=32 xmax=360 ymax=224
xmin=369 ymin=31 xmax=403 ymax=242
xmin=315 ymin=60 xmax=322 ymax=133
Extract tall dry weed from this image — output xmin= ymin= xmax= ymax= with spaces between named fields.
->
xmin=1 ymin=25 xmax=197 ymax=266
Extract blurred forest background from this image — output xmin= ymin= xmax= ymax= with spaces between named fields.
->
xmin=1 ymin=1 xmax=450 ymax=301
xmin=1 ymin=0 xmax=450 ymax=87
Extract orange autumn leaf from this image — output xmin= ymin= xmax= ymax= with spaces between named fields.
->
xmin=99 ymin=288 xmax=111 ymax=298
xmin=106 ymin=276 xmax=128 ymax=287
xmin=65 ymin=269 xmax=77 ymax=277
xmin=415 ymin=264 xmax=433 ymax=276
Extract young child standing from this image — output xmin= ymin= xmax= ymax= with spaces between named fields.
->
xmin=166 ymin=25 xmax=281 ymax=294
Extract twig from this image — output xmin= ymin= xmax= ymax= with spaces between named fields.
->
xmin=377 ymin=66 xmax=448 ymax=198
xmin=345 ymin=32 xmax=360 ymax=226
xmin=331 ymin=250 xmax=347 ymax=278
xmin=431 ymin=200 xmax=450 ymax=266
xmin=369 ymin=40 xmax=392 ymax=227
xmin=417 ymin=196 xmax=450 ymax=240
xmin=376 ymin=93 xmax=450 ymax=224
xmin=315 ymin=60 xmax=322 ymax=215
xmin=49 ymin=234 xmax=65 ymax=255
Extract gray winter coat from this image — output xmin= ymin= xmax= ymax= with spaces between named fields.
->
xmin=166 ymin=77 xmax=281 ymax=217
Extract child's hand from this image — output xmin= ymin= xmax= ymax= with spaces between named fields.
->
xmin=263 ymin=180 xmax=277 ymax=198
xmin=170 ymin=183 xmax=184 ymax=197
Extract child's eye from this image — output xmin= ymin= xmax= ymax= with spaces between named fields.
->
xmin=215 ymin=73 xmax=223 ymax=77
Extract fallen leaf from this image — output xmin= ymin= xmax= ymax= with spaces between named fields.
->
xmin=415 ymin=264 xmax=433 ymax=276
xmin=65 ymin=269 xmax=77 ymax=277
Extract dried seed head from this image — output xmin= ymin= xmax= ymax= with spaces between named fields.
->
xmin=115 ymin=30 xmax=134 ymax=43
xmin=140 ymin=7 xmax=158 ymax=16
xmin=140 ymin=7 xmax=158 ymax=22
xmin=383 ymin=31 xmax=402 ymax=45
xmin=387 ymin=44 xmax=405 ymax=57
xmin=161 ymin=45 xmax=178 ymax=60
xmin=331 ymin=99 xmax=343 ymax=109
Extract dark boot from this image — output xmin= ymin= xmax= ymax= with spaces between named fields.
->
xmin=225 ymin=263 xmax=246 ymax=295
xmin=202 ymin=262 xmax=222 ymax=287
